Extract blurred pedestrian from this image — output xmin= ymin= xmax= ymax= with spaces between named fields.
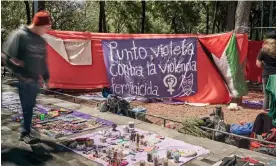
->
xmin=256 ymin=30 xmax=276 ymax=111
xmin=1 ymin=11 xmax=51 ymax=144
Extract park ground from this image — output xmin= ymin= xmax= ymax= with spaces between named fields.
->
xmin=53 ymin=89 xmax=264 ymax=126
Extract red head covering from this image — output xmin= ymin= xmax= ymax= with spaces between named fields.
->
xmin=32 ymin=10 xmax=51 ymax=26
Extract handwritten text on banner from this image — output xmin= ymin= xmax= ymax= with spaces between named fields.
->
xmin=102 ymin=38 xmax=198 ymax=98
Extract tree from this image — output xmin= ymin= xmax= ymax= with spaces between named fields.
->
xmin=205 ymin=2 xmax=210 ymax=34
xmin=226 ymin=1 xmax=236 ymax=31
xmin=99 ymin=1 xmax=107 ymax=33
xmin=24 ymin=1 xmax=31 ymax=24
xmin=212 ymin=1 xmax=219 ymax=33
xmin=1 ymin=1 xmax=26 ymax=42
xmin=38 ymin=1 xmax=45 ymax=11
xmin=141 ymin=0 xmax=146 ymax=33
xmin=235 ymin=1 xmax=252 ymax=33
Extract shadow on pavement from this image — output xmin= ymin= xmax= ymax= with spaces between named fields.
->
xmin=1 ymin=146 xmax=52 ymax=166
xmin=1 ymin=137 xmax=72 ymax=166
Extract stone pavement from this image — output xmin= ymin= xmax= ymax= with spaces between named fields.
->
xmin=1 ymin=84 xmax=274 ymax=166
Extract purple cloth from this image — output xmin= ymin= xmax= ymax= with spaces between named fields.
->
xmin=242 ymin=100 xmax=263 ymax=108
xmin=102 ymin=38 xmax=198 ymax=98
xmin=68 ymin=125 xmax=209 ymax=166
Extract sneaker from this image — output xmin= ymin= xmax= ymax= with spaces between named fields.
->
xmin=19 ymin=134 xmax=36 ymax=144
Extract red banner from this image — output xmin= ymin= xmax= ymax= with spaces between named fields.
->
xmin=46 ymin=31 xmax=248 ymax=104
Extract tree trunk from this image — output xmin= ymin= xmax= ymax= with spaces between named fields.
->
xmin=206 ymin=4 xmax=209 ymax=34
xmin=102 ymin=1 xmax=107 ymax=33
xmin=235 ymin=1 xmax=252 ymax=33
xmin=171 ymin=13 xmax=177 ymax=34
xmin=212 ymin=1 xmax=219 ymax=33
xmin=269 ymin=1 xmax=273 ymax=27
xmin=24 ymin=1 xmax=31 ymax=24
xmin=99 ymin=1 xmax=104 ymax=32
xmin=226 ymin=1 xmax=236 ymax=31
xmin=141 ymin=0 xmax=146 ymax=33
xmin=38 ymin=1 xmax=45 ymax=11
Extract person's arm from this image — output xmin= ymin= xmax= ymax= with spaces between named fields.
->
xmin=42 ymin=47 xmax=50 ymax=83
xmin=256 ymin=50 xmax=264 ymax=68
xmin=2 ymin=31 xmax=24 ymax=67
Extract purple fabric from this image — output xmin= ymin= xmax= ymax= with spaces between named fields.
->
xmin=3 ymin=92 xmax=113 ymax=126
xmin=242 ymin=100 xmax=263 ymax=108
xmin=68 ymin=125 xmax=209 ymax=166
xmin=102 ymin=38 xmax=198 ymax=98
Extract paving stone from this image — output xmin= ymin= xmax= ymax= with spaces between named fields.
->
xmin=1 ymin=126 xmax=11 ymax=132
xmin=53 ymin=102 xmax=81 ymax=110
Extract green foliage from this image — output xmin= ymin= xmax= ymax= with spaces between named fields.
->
xmin=1 ymin=0 xmax=275 ymax=42
xmin=1 ymin=1 xmax=26 ymax=43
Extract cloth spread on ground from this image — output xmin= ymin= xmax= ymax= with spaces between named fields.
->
xmin=266 ymin=74 xmax=276 ymax=126
xmin=43 ymin=34 xmax=92 ymax=65
xmin=2 ymin=92 xmax=113 ymax=138
xmin=63 ymin=125 xmax=209 ymax=166
xmin=242 ymin=100 xmax=263 ymax=109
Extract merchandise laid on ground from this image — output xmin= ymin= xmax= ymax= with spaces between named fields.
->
xmin=61 ymin=125 xmax=209 ymax=166
xmin=212 ymin=154 xmax=266 ymax=166
xmin=1 ymin=92 xmax=113 ymax=138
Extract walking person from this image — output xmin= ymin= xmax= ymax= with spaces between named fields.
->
xmin=256 ymin=30 xmax=276 ymax=111
xmin=2 ymin=11 xmax=51 ymax=144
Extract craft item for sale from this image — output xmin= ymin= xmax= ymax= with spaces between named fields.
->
xmin=136 ymin=134 xmax=140 ymax=151
xmin=153 ymin=154 xmax=159 ymax=166
xmin=117 ymin=149 xmax=123 ymax=160
xmin=100 ymin=137 xmax=107 ymax=143
xmin=131 ymin=154 xmax=136 ymax=161
xmin=40 ymin=114 xmax=45 ymax=120
xmin=173 ymin=151 xmax=180 ymax=163
xmin=123 ymin=126 xmax=129 ymax=133
xmin=76 ymin=144 xmax=85 ymax=151
xmin=128 ymin=122 xmax=135 ymax=128
xmin=112 ymin=123 xmax=117 ymax=131
xmin=85 ymin=139 xmax=94 ymax=147
xmin=163 ymin=158 xmax=169 ymax=166
xmin=122 ymin=150 xmax=129 ymax=157
xmin=102 ymin=148 xmax=107 ymax=153
xmin=124 ymin=144 xmax=129 ymax=148
xmin=59 ymin=108 xmax=73 ymax=114
xmin=72 ymin=119 xmax=87 ymax=124
xmin=120 ymin=160 xmax=128 ymax=166
xmin=166 ymin=149 xmax=172 ymax=159
xmin=104 ymin=130 xmax=112 ymax=137
xmin=139 ymin=160 xmax=146 ymax=166
xmin=129 ymin=128 xmax=135 ymax=133
xmin=94 ymin=150 xmax=99 ymax=158
xmin=147 ymin=152 xmax=153 ymax=162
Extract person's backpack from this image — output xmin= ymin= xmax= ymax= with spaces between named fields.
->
xmin=102 ymin=87 xmax=112 ymax=98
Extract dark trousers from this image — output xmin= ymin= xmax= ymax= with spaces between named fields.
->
xmin=18 ymin=79 xmax=39 ymax=136
xmin=262 ymin=76 xmax=269 ymax=110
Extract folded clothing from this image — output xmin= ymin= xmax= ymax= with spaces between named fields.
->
xmin=219 ymin=155 xmax=264 ymax=166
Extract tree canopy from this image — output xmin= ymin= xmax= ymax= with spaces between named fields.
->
xmin=1 ymin=1 xmax=275 ymax=43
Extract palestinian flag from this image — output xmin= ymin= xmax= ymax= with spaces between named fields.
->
xmin=211 ymin=33 xmax=248 ymax=97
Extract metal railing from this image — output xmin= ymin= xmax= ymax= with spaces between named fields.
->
xmin=38 ymin=87 xmax=276 ymax=146
xmin=2 ymin=71 xmax=276 ymax=146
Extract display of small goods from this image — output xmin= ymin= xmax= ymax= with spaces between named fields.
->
xmin=61 ymin=125 xmax=209 ymax=166
xmin=12 ymin=107 xmax=75 ymax=124
xmin=34 ymin=119 xmax=105 ymax=138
